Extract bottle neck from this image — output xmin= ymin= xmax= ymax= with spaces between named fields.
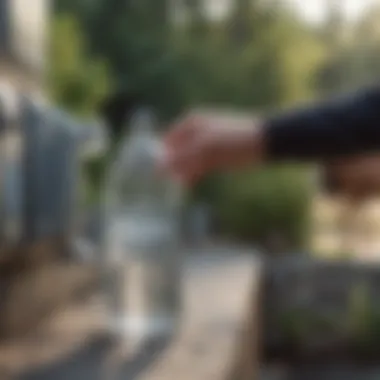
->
xmin=130 ymin=108 xmax=156 ymax=135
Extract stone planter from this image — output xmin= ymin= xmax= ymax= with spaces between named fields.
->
xmin=263 ymin=256 xmax=380 ymax=362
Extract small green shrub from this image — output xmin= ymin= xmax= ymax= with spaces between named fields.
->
xmin=278 ymin=308 xmax=337 ymax=344
xmin=346 ymin=282 xmax=380 ymax=352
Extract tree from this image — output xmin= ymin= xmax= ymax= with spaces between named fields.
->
xmin=54 ymin=0 xmax=187 ymax=123
xmin=51 ymin=0 xmax=324 ymax=246
xmin=317 ymin=2 xmax=380 ymax=96
xmin=173 ymin=3 xmax=325 ymax=249
xmin=48 ymin=13 xmax=112 ymax=116
xmin=183 ymin=0 xmax=208 ymax=38
xmin=228 ymin=0 xmax=253 ymax=48
xmin=49 ymin=13 xmax=113 ymax=202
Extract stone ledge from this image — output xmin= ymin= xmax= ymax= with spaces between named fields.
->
xmin=4 ymin=254 xmax=262 ymax=380
xmin=0 ymin=240 xmax=100 ymax=340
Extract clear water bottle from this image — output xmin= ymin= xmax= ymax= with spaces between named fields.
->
xmin=103 ymin=109 xmax=183 ymax=349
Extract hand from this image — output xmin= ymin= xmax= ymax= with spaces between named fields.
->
xmin=162 ymin=110 xmax=266 ymax=184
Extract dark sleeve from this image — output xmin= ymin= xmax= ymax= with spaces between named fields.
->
xmin=265 ymin=86 xmax=380 ymax=161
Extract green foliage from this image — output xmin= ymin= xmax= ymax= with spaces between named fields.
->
xmin=212 ymin=166 xmax=313 ymax=249
xmin=346 ymin=282 xmax=380 ymax=351
xmin=50 ymin=0 xmax=380 ymax=246
xmin=278 ymin=309 xmax=311 ymax=344
xmin=346 ymin=282 xmax=372 ymax=338
xmin=170 ymin=3 xmax=326 ymax=110
xmin=54 ymin=0 xmax=187 ymax=122
xmin=276 ymin=281 xmax=380 ymax=354
xmin=49 ymin=14 xmax=112 ymax=116
xmin=279 ymin=308 xmax=338 ymax=346
xmin=235 ymin=9 xmax=326 ymax=109
xmin=317 ymin=3 xmax=380 ymax=96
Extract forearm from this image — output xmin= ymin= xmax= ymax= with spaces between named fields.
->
xmin=263 ymin=86 xmax=380 ymax=161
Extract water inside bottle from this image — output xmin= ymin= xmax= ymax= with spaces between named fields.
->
xmin=105 ymin=211 xmax=180 ymax=346
xmin=103 ymin=108 xmax=182 ymax=350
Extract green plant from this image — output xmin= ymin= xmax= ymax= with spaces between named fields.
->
xmin=278 ymin=307 xmax=345 ymax=348
xmin=345 ymin=281 xmax=380 ymax=352
xmin=49 ymin=14 xmax=112 ymax=117
xmin=214 ymin=166 xmax=313 ymax=249
xmin=278 ymin=309 xmax=307 ymax=344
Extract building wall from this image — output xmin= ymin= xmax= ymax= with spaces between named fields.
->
xmin=10 ymin=0 xmax=48 ymax=75
xmin=0 ymin=0 xmax=48 ymax=90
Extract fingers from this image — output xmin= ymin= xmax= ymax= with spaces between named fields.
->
xmin=163 ymin=136 xmax=207 ymax=184
xmin=164 ymin=113 xmax=201 ymax=148
xmin=161 ymin=114 xmax=207 ymax=185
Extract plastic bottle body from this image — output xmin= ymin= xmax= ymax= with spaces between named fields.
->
xmin=103 ymin=111 xmax=182 ymax=348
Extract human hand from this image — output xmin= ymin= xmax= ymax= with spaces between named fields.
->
xmin=162 ymin=110 xmax=266 ymax=184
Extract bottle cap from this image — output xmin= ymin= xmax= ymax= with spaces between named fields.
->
xmin=130 ymin=108 xmax=156 ymax=134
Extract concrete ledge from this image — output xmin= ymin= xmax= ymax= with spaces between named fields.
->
xmin=0 ymin=240 xmax=100 ymax=340
xmin=2 ymin=254 xmax=262 ymax=380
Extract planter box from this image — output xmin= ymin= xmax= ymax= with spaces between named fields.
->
xmin=263 ymin=256 xmax=380 ymax=361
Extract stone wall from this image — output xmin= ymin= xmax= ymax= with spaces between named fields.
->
xmin=263 ymin=256 xmax=380 ymax=358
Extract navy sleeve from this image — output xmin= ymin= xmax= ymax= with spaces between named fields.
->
xmin=265 ymin=86 xmax=380 ymax=161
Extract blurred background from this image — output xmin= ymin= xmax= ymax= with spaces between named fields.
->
xmin=2 ymin=0 xmax=380 ymax=379
xmin=50 ymin=0 xmax=380 ymax=258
